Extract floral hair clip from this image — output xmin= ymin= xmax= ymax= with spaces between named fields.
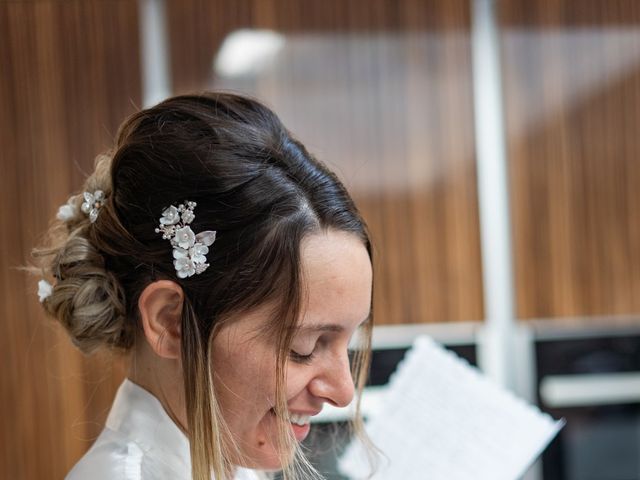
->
xmin=57 ymin=196 xmax=78 ymax=222
xmin=37 ymin=279 xmax=53 ymax=303
xmin=81 ymin=190 xmax=105 ymax=223
xmin=55 ymin=190 xmax=105 ymax=223
xmin=155 ymin=201 xmax=217 ymax=278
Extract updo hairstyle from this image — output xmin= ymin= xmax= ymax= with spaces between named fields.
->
xmin=33 ymin=92 xmax=373 ymax=480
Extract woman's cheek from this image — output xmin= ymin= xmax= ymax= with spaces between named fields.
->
xmin=285 ymin=363 xmax=314 ymax=396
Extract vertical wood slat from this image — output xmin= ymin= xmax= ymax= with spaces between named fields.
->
xmin=0 ymin=2 xmax=140 ymax=478
xmin=500 ymin=0 xmax=640 ymax=319
xmin=167 ymin=0 xmax=484 ymax=325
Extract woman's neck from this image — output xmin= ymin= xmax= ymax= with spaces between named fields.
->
xmin=127 ymin=335 xmax=188 ymax=432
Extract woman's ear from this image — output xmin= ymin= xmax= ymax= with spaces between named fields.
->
xmin=138 ymin=280 xmax=184 ymax=359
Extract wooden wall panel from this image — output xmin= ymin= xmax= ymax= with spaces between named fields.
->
xmin=6 ymin=0 xmax=639 ymax=478
xmin=500 ymin=1 xmax=640 ymax=319
xmin=0 ymin=1 xmax=140 ymax=478
xmin=168 ymin=0 xmax=484 ymax=325
xmin=167 ymin=0 xmax=470 ymax=95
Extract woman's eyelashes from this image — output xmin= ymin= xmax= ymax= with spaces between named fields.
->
xmin=289 ymin=338 xmax=320 ymax=364
xmin=289 ymin=332 xmax=344 ymax=365
xmin=289 ymin=349 xmax=315 ymax=364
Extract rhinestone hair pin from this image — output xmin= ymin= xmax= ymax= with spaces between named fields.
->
xmin=40 ymin=190 xmax=106 ymax=303
xmin=155 ymin=201 xmax=217 ymax=278
xmin=80 ymin=190 xmax=105 ymax=223
xmin=55 ymin=190 xmax=105 ymax=223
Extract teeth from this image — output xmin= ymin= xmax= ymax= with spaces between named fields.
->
xmin=289 ymin=413 xmax=311 ymax=426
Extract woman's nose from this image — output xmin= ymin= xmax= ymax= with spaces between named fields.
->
xmin=309 ymin=351 xmax=355 ymax=408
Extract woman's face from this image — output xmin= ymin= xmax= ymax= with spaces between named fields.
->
xmin=210 ymin=229 xmax=373 ymax=470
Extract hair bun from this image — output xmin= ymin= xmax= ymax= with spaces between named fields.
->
xmin=44 ymin=233 xmax=132 ymax=353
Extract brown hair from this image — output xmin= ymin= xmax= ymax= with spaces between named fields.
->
xmin=33 ymin=92 xmax=374 ymax=480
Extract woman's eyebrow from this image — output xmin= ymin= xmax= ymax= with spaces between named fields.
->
xmin=300 ymin=324 xmax=346 ymax=333
xmin=298 ymin=314 xmax=371 ymax=333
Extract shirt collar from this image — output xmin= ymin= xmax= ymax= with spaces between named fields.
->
xmin=106 ymin=379 xmax=260 ymax=480
xmin=106 ymin=378 xmax=192 ymax=471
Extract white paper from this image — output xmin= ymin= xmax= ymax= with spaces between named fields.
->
xmin=339 ymin=336 xmax=564 ymax=480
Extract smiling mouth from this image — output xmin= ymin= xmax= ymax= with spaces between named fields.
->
xmin=267 ymin=408 xmax=314 ymax=442
xmin=268 ymin=408 xmax=313 ymax=425
xmin=289 ymin=413 xmax=311 ymax=426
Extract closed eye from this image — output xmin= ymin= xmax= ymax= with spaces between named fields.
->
xmin=289 ymin=350 xmax=314 ymax=364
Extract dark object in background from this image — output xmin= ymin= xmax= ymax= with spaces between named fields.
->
xmin=537 ymin=335 xmax=640 ymax=480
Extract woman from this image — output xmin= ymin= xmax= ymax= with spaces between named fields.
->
xmin=33 ymin=92 xmax=374 ymax=480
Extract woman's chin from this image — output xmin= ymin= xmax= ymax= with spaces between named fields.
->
xmin=234 ymin=414 xmax=297 ymax=471
xmin=238 ymin=445 xmax=293 ymax=471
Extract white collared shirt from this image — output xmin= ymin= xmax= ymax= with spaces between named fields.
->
xmin=66 ymin=379 xmax=260 ymax=480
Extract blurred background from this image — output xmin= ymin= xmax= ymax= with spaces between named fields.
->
xmin=2 ymin=0 xmax=640 ymax=479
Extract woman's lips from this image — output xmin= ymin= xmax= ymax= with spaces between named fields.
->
xmin=290 ymin=422 xmax=311 ymax=442
xmin=288 ymin=412 xmax=314 ymax=442
xmin=268 ymin=408 xmax=315 ymax=442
